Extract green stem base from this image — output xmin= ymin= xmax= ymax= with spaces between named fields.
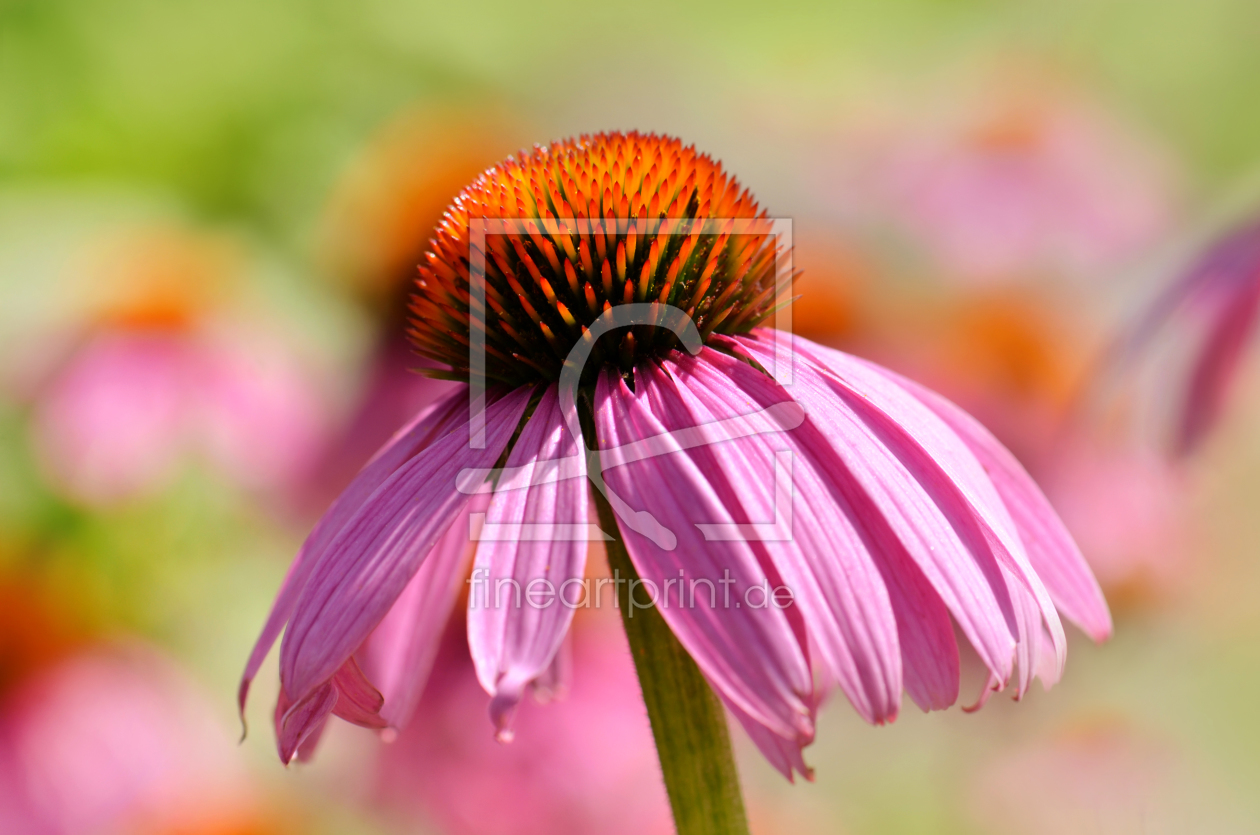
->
xmin=593 ymin=488 xmax=751 ymax=835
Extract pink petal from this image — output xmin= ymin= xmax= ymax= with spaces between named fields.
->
xmin=294 ymin=717 xmax=329 ymax=764
xmin=1118 ymin=218 xmax=1260 ymax=368
xmin=893 ymin=375 xmax=1112 ymax=642
xmin=1177 ymin=276 xmax=1260 ymax=454
xmin=467 ymin=385 xmax=589 ymax=736
xmin=330 ymin=656 xmax=388 ymax=729
xmin=644 ymin=354 xmax=904 ymax=723
xmin=780 ymin=334 xmax=1068 ymax=686
xmin=279 ymin=387 xmax=531 ymax=704
xmin=722 ymin=693 xmax=813 ymax=783
xmin=1003 ymin=565 xmax=1046 ymax=697
xmin=1113 ymin=219 xmax=1260 ymax=455
xmin=730 ymin=334 xmax=1020 ymax=688
xmin=298 ymin=335 xmax=459 ymax=514
xmin=675 ymin=348 xmax=961 ymax=712
xmin=238 ymin=387 xmax=468 ymax=720
xmin=529 ymin=631 xmax=573 ymax=704
xmin=275 ymin=683 xmax=336 ymax=765
xmin=593 ymin=368 xmax=814 ymax=743
xmin=359 ymin=498 xmax=480 ymax=729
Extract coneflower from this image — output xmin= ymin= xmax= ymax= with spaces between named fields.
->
xmin=242 ymin=131 xmax=1111 ymax=834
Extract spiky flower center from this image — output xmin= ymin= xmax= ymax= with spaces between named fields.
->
xmin=408 ymin=131 xmax=789 ymax=385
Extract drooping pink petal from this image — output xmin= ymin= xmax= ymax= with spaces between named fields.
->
xmin=641 ymin=354 xmax=903 ymax=724
xmin=528 ymin=630 xmax=573 ymax=704
xmin=274 ymin=682 xmax=336 ymax=765
xmin=1116 ymin=218 xmax=1260 ymax=371
xmin=891 ymin=373 xmax=1112 ymax=641
xmin=329 ymin=656 xmax=388 ymax=729
xmin=775 ymin=334 xmax=1068 ymax=685
xmin=728 ymin=334 xmax=1020 ymax=688
xmin=1111 ymin=218 xmax=1260 ymax=456
xmin=593 ymin=368 xmax=814 ymax=743
xmin=1003 ymin=565 xmax=1047 ymax=697
xmin=466 ymin=385 xmax=590 ymax=736
xmin=274 ymin=656 xmax=394 ymax=763
xmin=721 ymin=693 xmax=813 ymax=783
xmin=238 ymin=387 xmax=468 ymax=720
xmin=279 ymin=387 xmax=531 ymax=704
xmin=666 ymin=348 xmax=961 ymax=713
xmin=294 ymin=717 xmax=328 ymax=764
xmin=273 ymin=654 xmax=391 ymax=764
xmin=358 ymin=497 xmax=480 ymax=730
xmin=1176 ymin=275 xmax=1260 ymax=454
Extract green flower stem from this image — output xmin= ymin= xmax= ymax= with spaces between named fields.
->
xmin=592 ymin=487 xmax=751 ymax=835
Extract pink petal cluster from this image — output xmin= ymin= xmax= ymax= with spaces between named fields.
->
xmin=32 ymin=327 xmax=325 ymax=506
xmin=0 ymin=644 xmax=257 ymax=835
xmin=243 ymin=327 xmax=1110 ymax=778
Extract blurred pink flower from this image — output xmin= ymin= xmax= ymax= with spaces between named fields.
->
xmin=1117 ymin=216 xmax=1260 ymax=455
xmin=377 ymin=610 xmax=672 ymax=835
xmin=32 ymin=326 xmax=325 ymax=507
xmin=841 ymin=87 xmax=1174 ymax=283
xmin=1032 ymin=436 xmax=1189 ymax=603
xmin=0 ymin=644 xmax=262 ymax=835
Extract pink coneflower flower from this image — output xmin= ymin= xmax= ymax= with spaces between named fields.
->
xmin=1117 ymin=215 xmax=1260 ymax=456
xmin=243 ymin=132 xmax=1110 ymax=828
xmin=835 ymin=83 xmax=1173 ymax=284
xmin=34 ymin=328 xmax=323 ymax=506
xmin=24 ymin=225 xmax=326 ymax=507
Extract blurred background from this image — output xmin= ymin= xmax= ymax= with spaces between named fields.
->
xmin=3 ymin=1 xmax=1260 ymax=833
